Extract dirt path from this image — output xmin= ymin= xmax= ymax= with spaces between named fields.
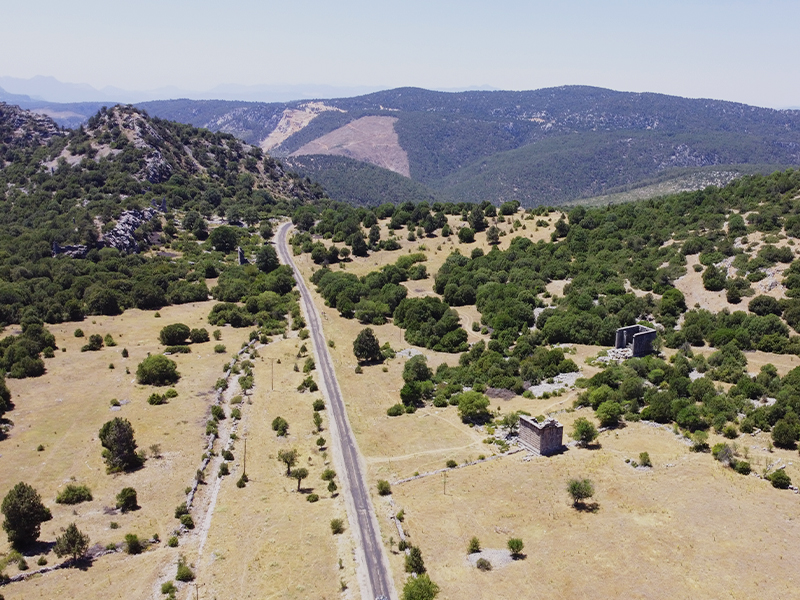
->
xmin=277 ymin=222 xmax=396 ymax=600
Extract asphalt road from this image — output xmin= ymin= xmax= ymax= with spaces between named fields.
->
xmin=276 ymin=222 xmax=394 ymax=600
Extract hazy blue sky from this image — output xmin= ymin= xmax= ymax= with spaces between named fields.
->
xmin=1 ymin=0 xmax=798 ymax=107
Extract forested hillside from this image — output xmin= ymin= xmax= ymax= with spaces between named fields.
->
xmin=138 ymin=86 xmax=800 ymax=206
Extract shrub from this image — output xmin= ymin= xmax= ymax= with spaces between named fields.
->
xmin=405 ymin=546 xmax=426 ymax=574
xmin=467 ymin=536 xmax=481 ymax=554
xmin=769 ymin=469 xmax=792 ymax=489
xmin=81 ymin=334 xmax=104 ymax=352
xmin=125 ymin=533 xmax=142 ymax=555
xmin=214 ymin=344 xmax=227 ymax=354
xmin=161 ymin=581 xmax=177 ymax=595
xmin=572 ymin=417 xmax=599 ymax=446
xmin=56 ymin=484 xmax=93 ymax=505
xmin=377 ymin=480 xmax=392 ymax=495
xmin=507 ymin=537 xmax=524 ymax=557
xmin=638 ymin=452 xmax=652 ymax=468
xmin=189 ymin=328 xmax=210 ymax=343
xmin=211 ymin=405 xmax=225 ymax=420
xmin=174 ymin=502 xmax=189 ymax=518
xmin=53 ymin=522 xmax=90 ymax=561
xmin=116 ymin=487 xmax=138 ymax=512
xmin=330 ymin=518 xmax=345 ymax=534
xmin=476 ymin=557 xmax=492 ymax=571
xmin=387 ymin=403 xmax=405 ymax=417
xmin=74 ymin=329 xmax=84 ymax=337
xmin=165 ymin=345 xmax=191 ymax=354
xmin=313 ymin=399 xmax=325 ymax=411
xmin=159 ymin=324 xmax=190 ymax=346
xmin=567 ymin=478 xmax=595 ymax=506
xmin=231 ymin=408 xmax=241 ymax=420
xmin=398 ymin=539 xmax=408 ymax=551
xmin=136 ymin=355 xmax=180 ymax=386
xmin=307 ymin=493 xmax=319 ymax=503
xmin=446 ymin=459 xmax=457 ymax=468
xmin=272 ymin=416 xmax=289 ymax=436
xmin=180 ymin=514 xmax=195 ymax=529
xmin=167 ymin=536 xmax=179 ymax=547
xmin=734 ymin=460 xmax=751 ymax=475
xmin=175 ymin=556 xmax=195 ymax=582
xmin=165 ymin=388 xmax=178 ymax=398
xmin=218 ymin=463 xmax=229 ymax=477
xmin=148 ymin=393 xmax=167 ymax=405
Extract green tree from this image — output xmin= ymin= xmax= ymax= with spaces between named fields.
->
xmin=313 ymin=411 xmax=323 ymax=432
xmin=377 ymin=480 xmax=392 ymax=495
xmin=458 ymin=227 xmax=475 ymax=243
xmin=595 ymin=401 xmax=622 ymax=427
xmin=405 ymin=545 xmax=426 ymax=574
xmin=772 ymin=419 xmax=798 ymax=449
xmin=507 ymin=537 xmax=524 ymax=557
xmin=353 ymin=328 xmax=382 ymax=363
xmin=500 ymin=411 xmax=520 ymax=436
xmin=402 ymin=573 xmax=440 ymax=600
xmin=291 ymin=468 xmax=309 ymax=491
xmin=116 ymin=487 xmax=138 ymax=512
xmin=277 ymin=449 xmax=298 ymax=476
xmin=53 ymin=523 xmax=90 ymax=562
xmin=1 ymin=482 xmax=52 ymax=548
xmin=571 ymin=417 xmax=598 ymax=446
xmin=456 ymin=391 xmax=492 ymax=425
xmin=209 ymin=226 xmax=239 ymax=252
xmin=256 ymin=245 xmax=280 ymax=273
xmin=567 ymin=478 xmax=595 ymax=507
xmin=136 ymin=354 xmax=180 ymax=386
xmin=99 ymin=418 xmax=141 ymax=472
xmin=159 ymin=323 xmax=190 ymax=345
xmin=486 ymin=225 xmax=501 ymax=245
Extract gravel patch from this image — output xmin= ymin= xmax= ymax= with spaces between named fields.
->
xmin=466 ymin=549 xmax=515 ymax=570
xmin=528 ymin=371 xmax=582 ymax=396
xmin=396 ymin=348 xmax=424 ymax=359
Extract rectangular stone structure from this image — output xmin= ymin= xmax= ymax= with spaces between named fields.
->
xmin=518 ymin=415 xmax=563 ymax=456
xmin=615 ymin=324 xmax=657 ymax=357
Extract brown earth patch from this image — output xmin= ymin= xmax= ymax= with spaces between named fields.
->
xmin=291 ymin=116 xmax=411 ymax=177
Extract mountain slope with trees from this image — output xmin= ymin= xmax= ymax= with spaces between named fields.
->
xmin=136 ymin=86 xmax=800 ymax=206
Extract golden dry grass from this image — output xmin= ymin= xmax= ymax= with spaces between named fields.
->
xmin=0 ymin=301 xmax=252 ymax=598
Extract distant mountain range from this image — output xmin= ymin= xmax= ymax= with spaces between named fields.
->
xmin=3 ymin=80 xmax=799 ymax=206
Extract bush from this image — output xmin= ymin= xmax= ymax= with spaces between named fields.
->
xmin=405 ymin=546 xmax=426 ymax=574
xmin=638 ymin=452 xmax=652 ymax=468
xmin=307 ymin=493 xmax=319 ymax=503
xmin=508 ymin=537 xmax=524 ymax=557
xmin=377 ymin=480 xmax=392 ymax=495
xmin=189 ymin=328 xmax=210 ymax=343
xmin=136 ymin=355 xmax=180 ymax=386
xmin=476 ymin=557 xmax=492 ymax=571
xmin=175 ymin=556 xmax=195 ymax=582
xmin=330 ymin=518 xmax=345 ymax=534
xmin=211 ymin=405 xmax=225 ymax=420
xmin=571 ymin=417 xmax=599 ymax=446
xmin=180 ymin=514 xmax=195 ymax=529
xmin=214 ymin=344 xmax=227 ymax=354
xmin=272 ymin=416 xmax=289 ymax=436
xmin=165 ymin=388 xmax=178 ymax=398
xmin=769 ymin=469 xmax=792 ymax=489
xmin=218 ymin=463 xmax=229 ymax=477
xmin=161 ymin=581 xmax=177 ymax=595
xmin=387 ymin=403 xmax=405 ymax=417
xmin=159 ymin=323 xmax=190 ymax=346
xmin=116 ymin=487 xmax=138 ymax=512
xmin=567 ymin=478 xmax=594 ymax=506
xmin=734 ymin=460 xmax=751 ymax=475
xmin=165 ymin=345 xmax=191 ymax=354
xmin=167 ymin=536 xmax=179 ymax=547
xmin=148 ymin=392 xmax=167 ymax=405
xmin=446 ymin=459 xmax=457 ymax=468
xmin=81 ymin=333 xmax=104 ymax=352
xmin=125 ymin=533 xmax=142 ymax=555
xmin=55 ymin=484 xmax=93 ymax=505
xmin=74 ymin=329 xmax=84 ymax=337
xmin=402 ymin=573 xmax=440 ymax=600
xmin=468 ymin=536 xmax=481 ymax=554
xmin=313 ymin=399 xmax=325 ymax=411
xmin=174 ymin=502 xmax=189 ymax=518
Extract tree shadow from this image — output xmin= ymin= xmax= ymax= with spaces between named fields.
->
xmin=573 ymin=501 xmax=600 ymax=513
xmin=22 ymin=540 xmax=55 ymax=557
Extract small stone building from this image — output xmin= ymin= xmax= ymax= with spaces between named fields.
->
xmin=518 ymin=416 xmax=564 ymax=456
xmin=615 ymin=324 xmax=657 ymax=357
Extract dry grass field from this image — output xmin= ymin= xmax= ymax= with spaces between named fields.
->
xmin=289 ymin=215 xmax=800 ymax=599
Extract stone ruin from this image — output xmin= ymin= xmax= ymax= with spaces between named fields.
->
xmin=615 ymin=324 xmax=657 ymax=357
xmin=518 ymin=416 xmax=564 ymax=456
xmin=237 ymin=246 xmax=249 ymax=265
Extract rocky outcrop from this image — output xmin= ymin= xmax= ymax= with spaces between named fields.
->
xmin=0 ymin=102 xmax=61 ymax=151
xmin=101 ymin=208 xmax=158 ymax=253
xmin=52 ymin=242 xmax=88 ymax=258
